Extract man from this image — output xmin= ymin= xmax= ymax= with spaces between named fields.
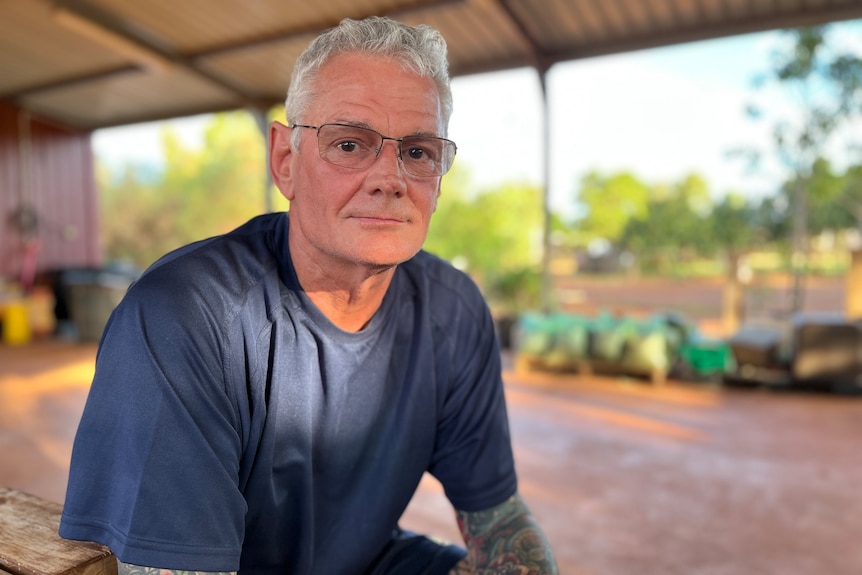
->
xmin=60 ymin=16 xmax=558 ymax=575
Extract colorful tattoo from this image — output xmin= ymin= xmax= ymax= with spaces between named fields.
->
xmin=449 ymin=557 xmax=474 ymax=574
xmin=118 ymin=561 xmax=235 ymax=575
xmin=454 ymin=494 xmax=558 ymax=575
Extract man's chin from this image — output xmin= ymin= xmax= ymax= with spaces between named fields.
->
xmin=359 ymin=247 xmax=422 ymax=271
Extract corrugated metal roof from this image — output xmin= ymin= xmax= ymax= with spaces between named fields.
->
xmin=2 ymin=0 xmax=861 ymax=130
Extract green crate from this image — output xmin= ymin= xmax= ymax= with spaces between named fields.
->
xmin=679 ymin=339 xmax=732 ymax=375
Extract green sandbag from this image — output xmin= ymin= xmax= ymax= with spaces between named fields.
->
xmin=620 ymin=329 xmax=672 ymax=372
xmin=514 ymin=312 xmax=556 ymax=356
xmin=589 ymin=314 xmax=638 ymax=362
xmin=543 ymin=314 xmax=590 ymax=366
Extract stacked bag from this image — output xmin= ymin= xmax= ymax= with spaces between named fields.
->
xmin=513 ymin=310 xmax=696 ymax=383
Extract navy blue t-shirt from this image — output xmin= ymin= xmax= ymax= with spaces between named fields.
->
xmin=59 ymin=213 xmax=517 ymax=574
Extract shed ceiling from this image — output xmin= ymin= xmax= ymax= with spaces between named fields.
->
xmin=2 ymin=0 xmax=861 ymax=131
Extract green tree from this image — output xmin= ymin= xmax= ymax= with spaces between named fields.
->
xmin=618 ymin=173 xmax=713 ymax=274
xmin=161 ymin=113 xmax=273 ymax=245
xmin=425 ymin=175 xmax=544 ymax=313
xmin=802 ymin=157 xmax=853 ymax=233
xmin=750 ymin=194 xmax=791 ymax=245
xmin=100 ymin=111 xmax=287 ymax=268
xmin=575 ymin=171 xmax=650 ymax=243
xmin=99 ymin=166 xmax=177 ymax=266
xmin=709 ymin=193 xmax=759 ymax=265
xmin=842 ymin=163 xmax=862 ymax=229
xmin=746 ymin=24 xmax=862 ymax=310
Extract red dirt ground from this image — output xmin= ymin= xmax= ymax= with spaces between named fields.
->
xmin=2 ymin=276 xmax=860 ymax=573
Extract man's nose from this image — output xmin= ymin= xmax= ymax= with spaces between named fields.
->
xmin=373 ymin=139 xmax=406 ymax=174
xmin=368 ymin=139 xmax=407 ymax=195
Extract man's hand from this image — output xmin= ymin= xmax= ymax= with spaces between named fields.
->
xmin=450 ymin=493 xmax=558 ymax=574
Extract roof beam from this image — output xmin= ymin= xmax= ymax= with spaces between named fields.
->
xmin=450 ymin=1 xmax=862 ymax=78
xmin=462 ymin=0 xmax=559 ymax=73
xmin=46 ymin=0 xmax=271 ymax=108
xmin=561 ymin=2 xmax=862 ymax=58
xmin=0 ymin=66 xmax=138 ymax=101
xmin=53 ymin=7 xmax=175 ymax=74
xmin=15 ymin=0 xmax=466 ymax=108
xmin=184 ymin=0 xmax=465 ymax=60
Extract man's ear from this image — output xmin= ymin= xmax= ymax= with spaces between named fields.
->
xmin=269 ymin=121 xmax=296 ymax=201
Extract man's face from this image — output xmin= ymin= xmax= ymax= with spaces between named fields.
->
xmin=272 ymin=52 xmax=445 ymax=271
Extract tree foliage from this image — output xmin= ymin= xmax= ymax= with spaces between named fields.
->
xmin=627 ymin=174 xmax=713 ymax=253
xmin=752 ymin=25 xmax=862 ymax=175
xmin=708 ymin=193 xmax=759 ymax=256
xmin=744 ymin=23 xmax=862 ymax=307
xmin=565 ymin=22 xmax=862 ymax=278
xmin=96 ymin=22 xmax=862 ymax=289
xmin=575 ymin=171 xmax=650 ymax=243
xmin=99 ymin=111 xmax=288 ymax=268
xmin=802 ymin=158 xmax=854 ymax=233
xmin=576 ymin=171 xmax=712 ymax=257
xmin=424 ymin=174 xmax=544 ymax=311
xmin=570 ymin=157 xmax=857 ymax=275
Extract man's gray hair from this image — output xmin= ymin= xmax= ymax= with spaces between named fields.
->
xmin=285 ymin=16 xmax=453 ymax=141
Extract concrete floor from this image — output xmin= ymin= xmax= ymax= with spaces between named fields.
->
xmin=2 ymin=339 xmax=862 ymax=574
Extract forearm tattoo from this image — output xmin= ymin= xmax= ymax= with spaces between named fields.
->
xmin=118 ymin=561 xmax=235 ymax=575
xmin=454 ymin=494 xmax=558 ymax=575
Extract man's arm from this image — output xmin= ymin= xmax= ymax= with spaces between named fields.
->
xmin=117 ymin=561 xmax=235 ymax=575
xmin=450 ymin=492 xmax=558 ymax=575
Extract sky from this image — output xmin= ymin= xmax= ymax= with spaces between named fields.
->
xmin=93 ymin=23 xmax=862 ymax=219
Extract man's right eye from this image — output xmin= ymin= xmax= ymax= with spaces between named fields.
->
xmin=336 ymin=141 xmax=359 ymax=153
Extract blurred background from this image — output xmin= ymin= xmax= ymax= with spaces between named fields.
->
xmin=2 ymin=1 xmax=862 ymax=574
xmin=1 ymin=2 xmax=860 ymax=341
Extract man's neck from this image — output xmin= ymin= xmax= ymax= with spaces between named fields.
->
xmin=303 ymin=271 xmax=394 ymax=332
xmin=292 ymin=251 xmax=396 ymax=333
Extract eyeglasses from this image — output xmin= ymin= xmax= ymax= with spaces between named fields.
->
xmin=292 ymin=123 xmax=457 ymax=178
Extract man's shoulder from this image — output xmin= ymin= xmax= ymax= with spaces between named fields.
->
xmin=147 ymin=213 xmax=281 ymax=276
xmin=404 ymin=250 xmax=479 ymax=294
xmin=127 ymin=213 xmax=286 ymax=309
xmin=400 ymin=251 xmax=488 ymax=319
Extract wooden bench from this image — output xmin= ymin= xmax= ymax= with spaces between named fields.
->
xmin=0 ymin=488 xmax=115 ymax=575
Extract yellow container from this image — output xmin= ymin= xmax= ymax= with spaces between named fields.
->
xmin=2 ymin=301 xmax=32 ymax=346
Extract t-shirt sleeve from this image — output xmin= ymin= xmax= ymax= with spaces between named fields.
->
xmin=59 ymin=271 xmax=246 ymax=572
xmin=427 ymin=279 xmax=518 ymax=513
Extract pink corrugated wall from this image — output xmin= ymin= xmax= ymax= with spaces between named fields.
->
xmin=0 ymin=99 xmax=100 ymax=284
